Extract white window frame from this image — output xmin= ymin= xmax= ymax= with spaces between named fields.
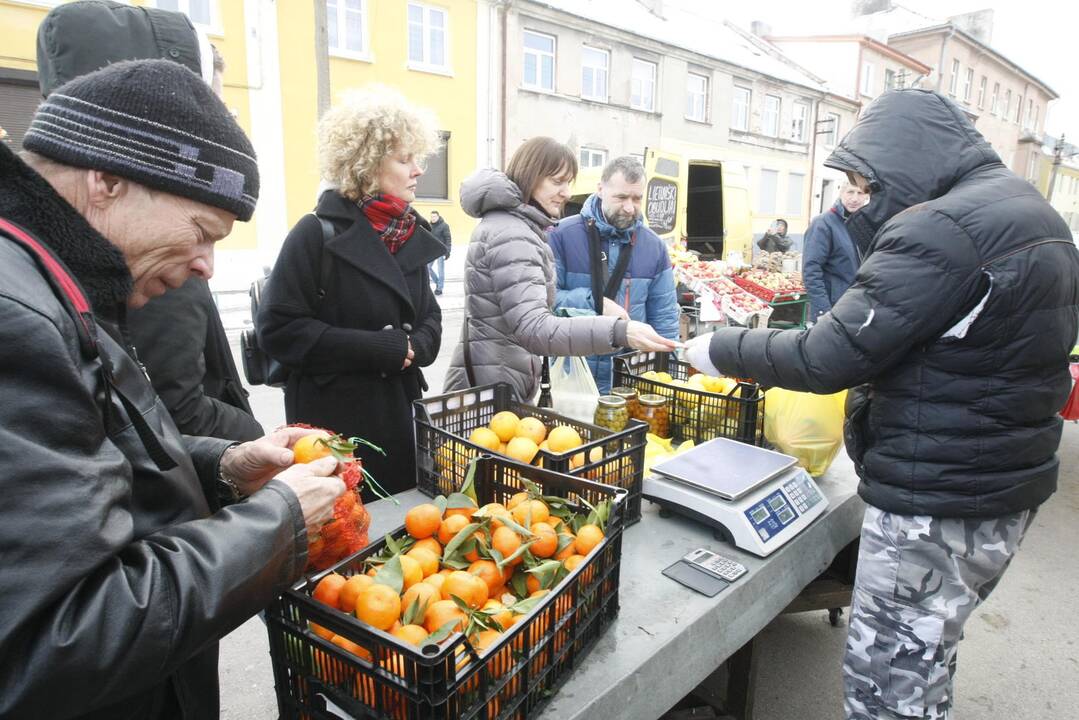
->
xmin=948 ymin=59 xmax=960 ymax=95
xmin=731 ymin=85 xmax=751 ymax=132
xmin=884 ymin=68 xmax=896 ymax=90
xmin=580 ymin=45 xmax=609 ymax=103
xmin=407 ymin=2 xmax=451 ymax=75
xmin=758 ymin=168 xmax=779 ymax=214
xmin=791 ymin=101 xmax=809 ymax=142
xmin=861 ymin=62 xmax=873 ymax=96
xmin=579 ymin=147 xmax=607 ymax=170
xmin=1003 ymin=89 xmax=1012 ymax=122
xmin=977 ymin=76 xmax=987 ymax=109
xmin=522 ymin=30 xmax=556 ymax=92
xmin=762 ymin=94 xmax=781 ymax=137
xmin=326 ymin=0 xmax=371 ymax=61
xmin=686 ymin=71 xmax=709 ymax=123
xmin=962 ymin=68 xmax=974 ymax=102
xmin=1014 ymin=94 xmax=1023 ymax=124
xmin=1031 ymin=104 xmax=1039 ymax=133
xmin=630 ymin=58 xmax=657 ymax=112
xmin=990 ymin=82 xmax=1000 ymax=115
xmin=824 ymin=112 xmax=841 ymax=148
xmin=153 ymin=0 xmax=222 ymax=36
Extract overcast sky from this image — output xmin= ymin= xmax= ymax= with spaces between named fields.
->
xmin=709 ymin=0 xmax=1079 ymax=137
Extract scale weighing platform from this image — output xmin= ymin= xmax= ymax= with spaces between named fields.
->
xmin=643 ymin=437 xmax=827 ymax=557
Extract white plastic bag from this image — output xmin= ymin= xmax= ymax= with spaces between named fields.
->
xmin=548 ymin=355 xmax=599 ymax=423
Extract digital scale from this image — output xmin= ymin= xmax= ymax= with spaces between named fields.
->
xmin=643 ymin=437 xmax=827 ymax=557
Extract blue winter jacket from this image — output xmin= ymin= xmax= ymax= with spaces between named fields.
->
xmin=802 ymin=199 xmax=861 ymax=320
xmin=548 ymin=194 xmax=680 ymax=392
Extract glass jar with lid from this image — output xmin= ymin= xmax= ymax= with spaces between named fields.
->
xmin=635 ymin=394 xmax=670 ymax=438
xmin=610 ymin=386 xmax=639 ymax=419
xmin=594 ymin=395 xmax=629 ymax=432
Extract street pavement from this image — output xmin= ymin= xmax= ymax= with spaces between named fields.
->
xmin=217 ymin=249 xmax=1079 ymax=719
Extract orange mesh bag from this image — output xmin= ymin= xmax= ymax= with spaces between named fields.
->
xmin=286 ymin=425 xmax=390 ymax=572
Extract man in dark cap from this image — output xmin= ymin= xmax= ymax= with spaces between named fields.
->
xmin=37 ymin=0 xmax=264 ymax=443
xmin=685 ymin=88 xmax=1079 ymax=719
xmin=0 ymin=60 xmax=345 ymax=719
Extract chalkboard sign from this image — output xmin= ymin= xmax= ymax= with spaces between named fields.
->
xmin=646 ymin=177 xmax=677 ymax=235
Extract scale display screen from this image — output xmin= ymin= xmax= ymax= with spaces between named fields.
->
xmin=744 ymin=489 xmax=799 ymax=543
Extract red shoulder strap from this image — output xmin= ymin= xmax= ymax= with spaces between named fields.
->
xmin=0 ymin=217 xmax=98 ymax=360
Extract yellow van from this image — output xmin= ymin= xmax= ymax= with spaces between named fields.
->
xmin=566 ymin=148 xmax=752 ymax=262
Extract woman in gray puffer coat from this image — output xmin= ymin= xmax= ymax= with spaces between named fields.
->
xmin=445 ymin=137 xmax=677 ymax=401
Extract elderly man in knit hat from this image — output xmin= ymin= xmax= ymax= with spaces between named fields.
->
xmin=0 ymin=60 xmax=345 ymax=719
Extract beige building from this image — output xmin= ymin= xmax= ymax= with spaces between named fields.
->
xmin=492 ymin=0 xmax=860 ymax=243
xmin=887 ymin=23 xmax=1057 ymax=182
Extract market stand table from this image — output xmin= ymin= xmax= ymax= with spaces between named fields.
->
xmin=363 ymin=453 xmax=865 ymax=720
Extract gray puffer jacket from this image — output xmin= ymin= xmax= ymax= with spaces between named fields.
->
xmin=445 ymin=169 xmax=628 ymax=400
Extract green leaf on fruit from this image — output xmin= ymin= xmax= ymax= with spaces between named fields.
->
xmin=442 ymin=522 xmax=481 ymax=561
xmin=373 ymin=554 xmax=404 ymax=594
xmin=402 ymin=596 xmax=425 ymax=626
xmin=427 ymin=618 xmax=461 ymax=644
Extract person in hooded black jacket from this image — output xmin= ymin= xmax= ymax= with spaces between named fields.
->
xmin=686 ymin=89 xmax=1079 ymax=719
xmin=35 ymin=0 xmax=263 ymax=443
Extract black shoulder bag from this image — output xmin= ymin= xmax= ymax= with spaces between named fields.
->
xmin=586 ymin=218 xmax=636 ymax=315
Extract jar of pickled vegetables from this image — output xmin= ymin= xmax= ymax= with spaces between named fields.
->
xmin=635 ymin=394 xmax=670 ymax=438
xmin=593 ymin=395 xmax=629 ymax=432
xmin=610 ymin=386 xmax=639 ymax=418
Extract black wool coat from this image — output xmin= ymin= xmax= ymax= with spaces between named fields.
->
xmin=258 ymin=191 xmax=444 ymax=498
xmin=709 ymin=88 xmax=1079 ymax=518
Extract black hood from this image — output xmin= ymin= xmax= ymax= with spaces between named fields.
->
xmin=824 ymin=88 xmax=1002 ymax=253
xmin=36 ymin=0 xmax=202 ymax=97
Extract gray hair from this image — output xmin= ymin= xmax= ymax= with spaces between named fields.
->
xmin=601 ymin=155 xmax=645 ymax=184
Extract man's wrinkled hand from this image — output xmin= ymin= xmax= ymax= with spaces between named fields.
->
xmin=274 ymin=457 xmax=346 ymax=535
xmin=220 ymin=426 xmax=329 ymax=496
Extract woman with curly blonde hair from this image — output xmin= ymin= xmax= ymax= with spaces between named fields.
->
xmin=258 ymin=86 xmax=446 ymax=497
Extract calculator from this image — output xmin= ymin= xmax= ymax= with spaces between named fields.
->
xmin=682 ymin=548 xmax=747 ymax=582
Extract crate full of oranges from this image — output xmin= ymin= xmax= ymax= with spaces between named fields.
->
xmin=414 ymin=382 xmax=647 ymax=524
xmin=266 ymin=455 xmax=627 ymax=720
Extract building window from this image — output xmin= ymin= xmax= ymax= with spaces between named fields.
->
xmin=154 ymin=0 xmax=219 ymax=33
xmin=990 ymin=82 xmax=1000 ymax=115
xmin=947 ymin=59 xmax=960 ymax=95
xmin=1031 ymin=104 xmax=1039 ymax=133
xmin=758 ymin=169 xmax=779 ymax=214
xmin=787 ymin=173 xmax=805 ymax=214
xmin=791 ymin=101 xmax=808 ymax=142
xmin=823 ymin=112 xmax=841 ymax=148
xmin=581 ymin=46 xmax=609 ymax=102
xmin=407 ymin=3 xmax=448 ymax=72
xmin=731 ymin=85 xmax=751 ymax=132
xmin=579 ymin=147 xmax=607 ymax=169
xmin=884 ymin=69 xmax=895 ymax=90
xmin=326 ymin=0 xmax=368 ymax=59
xmin=1014 ymin=94 xmax=1023 ymax=124
xmin=861 ymin=62 xmax=873 ymax=96
xmin=630 ymin=58 xmax=657 ymax=112
xmin=977 ymin=76 xmax=987 ymax=109
xmin=1028 ymin=150 xmax=1038 ymax=183
xmin=1003 ymin=89 xmax=1012 ymax=121
xmin=762 ymin=94 xmax=781 ymax=137
xmin=961 ymin=68 xmax=973 ymax=102
xmin=686 ymin=72 xmax=709 ymax=122
xmin=522 ymin=30 xmax=555 ymax=91
xmin=415 ymin=131 xmax=450 ymax=199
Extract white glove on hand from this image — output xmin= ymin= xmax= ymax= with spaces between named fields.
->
xmin=683 ymin=333 xmax=721 ymax=377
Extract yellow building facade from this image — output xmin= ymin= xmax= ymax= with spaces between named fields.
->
xmin=0 ymin=0 xmax=478 ymax=289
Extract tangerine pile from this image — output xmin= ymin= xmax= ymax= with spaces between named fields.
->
xmin=465 ymin=411 xmax=602 ymax=470
xmin=307 ymin=484 xmax=609 ymax=669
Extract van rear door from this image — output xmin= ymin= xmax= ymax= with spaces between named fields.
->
xmin=643 ymin=148 xmax=684 ymax=242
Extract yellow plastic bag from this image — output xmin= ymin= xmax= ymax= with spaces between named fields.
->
xmin=763 ymin=388 xmax=847 ymax=476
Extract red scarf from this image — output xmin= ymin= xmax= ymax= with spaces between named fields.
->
xmin=359 ymin=193 xmax=416 ymax=254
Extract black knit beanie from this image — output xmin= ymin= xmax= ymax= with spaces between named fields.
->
xmin=23 ymin=59 xmax=259 ymax=221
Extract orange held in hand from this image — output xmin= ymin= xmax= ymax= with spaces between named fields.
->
xmin=293 ymin=433 xmax=333 ymax=464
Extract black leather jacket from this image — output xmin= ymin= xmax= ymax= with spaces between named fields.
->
xmin=0 ymin=145 xmax=307 ymax=719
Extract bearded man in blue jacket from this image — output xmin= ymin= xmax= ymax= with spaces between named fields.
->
xmin=549 ymin=156 xmax=681 ymax=393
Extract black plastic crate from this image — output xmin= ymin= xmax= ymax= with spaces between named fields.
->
xmin=267 ymin=456 xmax=627 ymax=720
xmin=414 ymin=383 xmax=647 ymax=525
xmin=613 ymin=351 xmax=765 ymax=446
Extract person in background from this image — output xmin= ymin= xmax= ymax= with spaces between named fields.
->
xmin=548 ymin=155 xmax=680 ymax=393
xmin=443 ymin=137 xmax=678 ymax=401
xmin=428 ymin=209 xmax=452 ymax=295
xmin=0 ymin=59 xmax=343 ymax=720
xmin=802 ymin=182 xmax=869 ymax=322
xmin=757 ymin=218 xmax=791 ymax=252
xmin=36 ymin=0 xmax=263 ymax=442
xmin=685 ymin=88 xmax=1079 ymax=720
xmin=257 ymin=86 xmax=444 ymax=499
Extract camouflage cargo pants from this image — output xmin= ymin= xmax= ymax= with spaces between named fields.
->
xmin=843 ymin=505 xmax=1037 ymax=719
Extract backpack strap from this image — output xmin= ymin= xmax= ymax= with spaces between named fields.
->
xmin=0 ymin=217 xmax=177 ymax=471
xmin=314 ymin=214 xmax=335 ymax=310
